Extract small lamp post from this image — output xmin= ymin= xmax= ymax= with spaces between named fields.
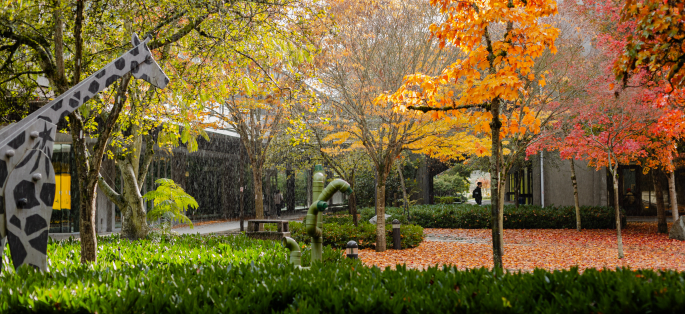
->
xmin=392 ymin=219 xmax=401 ymax=250
xmin=346 ymin=240 xmax=358 ymax=259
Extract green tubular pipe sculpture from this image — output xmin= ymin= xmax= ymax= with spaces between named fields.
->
xmin=282 ymin=236 xmax=302 ymax=268
xmin=305 ymin=175 xmax=353 ymax=263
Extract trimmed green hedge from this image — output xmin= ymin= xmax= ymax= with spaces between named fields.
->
xmin=2 ymin=262 xmax=683 ymax=313
xmin=361 ymin=204 xmax=627 ymax=229
xmin=289 ymin=221 xmax=424 ymax=249
xmin=435 ymin=196 xmax=455 ymax=204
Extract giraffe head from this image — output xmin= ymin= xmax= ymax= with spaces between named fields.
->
xmin=131 ymin=33 xmax=170 ymax=89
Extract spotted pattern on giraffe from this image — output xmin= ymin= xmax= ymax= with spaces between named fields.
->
xmin=25 ymin=214 xmax=47 ymax=236
xmin=115 ymin=58 xmax=126 ymax=70
xmin=9 ymin=215 xmax=20 ymax=229
xmin=13 ymin=180 xmax=39 ymax=209
xmin=131 ymin=60 xmax=140 ymax=73
xmin=16 ymin=149 xmax=36 ymax=168
xmin=8 ymin=132 xmax=25 ymax=149
xmin=73 ymin=91 xmax=81 ymax=100
xmin=37 ymin=116 xmax=52 ymax=122
xmin=105 ymin=75 xmax=121 ymax=87
xmin=89 ymin=81 xmax=100 ymax=94
xmin=58 ymin=111 xmax=69 ymax=124
xmin=51 ymin=99 xmax=63 ymax=111
xmin=28 ymin=230 xmax=48 ymax=254
xmin=69 ymin=98 xmax=79 ymax=108
xmin=39 ymin=182 xmax=55 ymax=209
xmin=7 ymin=231 xmax=26 ymax=266
xmin=130 ymin=46 xmax=139 ymax=56
xmin=96 ymin=69 xmax=106 ymax=78
xmin=0 ymin=160 xmax=7 ymax=188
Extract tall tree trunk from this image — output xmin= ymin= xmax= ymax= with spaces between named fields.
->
xmin=489 ymin=98 xmax=504 ymax=269
xmin=514 ymin=172 xmax=520 ymax=209
xmin=655 ymin=171 xmax=667 ymax=234
xmin=349 ymin=171 xmax=358 ymax=227
xmin=610 ymin=165 xmax=625 ymax=258
xmin=119 ymin=161 xmax=149 ymax=239
xmin=349 ymin=192 xmax=358 ymax=227
xmin=396 ymin=160 xmax=410 ymax=219
xmin=570 ymin=159 xmax=581 ymax=231
xmin=498 ymin=176 xmax=506 ymax=252
xmin=251 ymin=163 xmax=265 ymax=222
xmin=71 ymin=119 xmax=98 ymax=263
xmin=375 ymin=181 xmax=387 ymax=251
xmin=668 ymin=170 xmax=679 ymax=221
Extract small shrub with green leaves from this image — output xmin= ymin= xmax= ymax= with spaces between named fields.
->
xmin=435 ymin=196 xmax=455 ymax=204
xmin=360 ymin=204 xmax=626 ymax=229
xmin=143 ymin=178 xmax=197 ymax=228
xmin=289 ymin=221 xmax=424 ymax=249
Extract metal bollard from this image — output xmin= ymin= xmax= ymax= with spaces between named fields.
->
xmin=346 ymin=240 xmax=358 ymax=259
xmin=392 ymin=219 xmax=401 ymax=250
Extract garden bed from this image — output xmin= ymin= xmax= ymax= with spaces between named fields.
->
xmin=361 ymin=204 xmax=626 ymax=229
xmin=1 ymin=232 xmax=683 ymax=313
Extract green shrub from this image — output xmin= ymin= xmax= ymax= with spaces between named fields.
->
xmin=3 ymin=233 xmax=349 ymax=273
xmin=360 ymin=204 xmax=627 ymax=229
xmin=2 ymin=262 xmax=683 ymax=313
xmin=322 ymin=214 xmax=355 ymax=225
xmin=289 ymin=221 xmax=424 ymax=249
xmin=435 ymin=196 xmax=455 ymax=204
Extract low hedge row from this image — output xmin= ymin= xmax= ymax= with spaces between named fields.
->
xmin=2 ymin=262 xmax=683 ymax=313
xmin=3 ymin=233 xmax=348 ymax=273
xmin=289 ymin=221 xmax=424 ymax=249
xmin=360 ymin=204 xmax=627 ymax=229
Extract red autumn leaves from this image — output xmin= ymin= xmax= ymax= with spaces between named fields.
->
xmin=358 ymin=223 xmax=685 ymax=271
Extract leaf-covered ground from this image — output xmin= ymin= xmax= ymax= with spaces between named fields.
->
xmin=359 ymin=222 xmax=685 ymax=271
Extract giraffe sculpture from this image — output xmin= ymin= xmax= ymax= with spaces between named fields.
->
xmin=0 ymin=33 xmax=169 ymax=271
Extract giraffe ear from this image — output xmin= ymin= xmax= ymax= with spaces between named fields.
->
xmin=132 ymin=33 xmax=141 ymax=47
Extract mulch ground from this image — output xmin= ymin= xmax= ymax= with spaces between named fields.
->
xmin=358 ymin=222 xmax=685 ymax=271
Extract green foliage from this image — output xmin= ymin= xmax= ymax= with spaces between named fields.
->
xmin=143 ymin=179 xmax=197 ymax=228
xmin=361 ymin=204 xmax=627 ymax=229
xmin=352 ymin=157 xmax=421 ymax=207
xmin=1 ymin=258 xmax=684 ymax=313
xmin=435 ymin=196 xmax=455 ymax=204
xmin=434 ymin=173 xmax=469 ymax=196
xmin=289 ymin=220 xmax=424 ymax=249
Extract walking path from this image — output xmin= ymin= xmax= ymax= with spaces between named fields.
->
xmin=174 ymin=212 xmax=306 ymax=235
xmin=49 ymin=211 xmax=308 ymax=240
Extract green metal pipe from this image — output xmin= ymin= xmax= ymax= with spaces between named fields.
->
xmin=312 ymin=164 xmax=325 ymax=202
xmin=305 ymin=178 xmax=353 ymax=262
xmin=281 ymin=236 xmax=302 ymax=267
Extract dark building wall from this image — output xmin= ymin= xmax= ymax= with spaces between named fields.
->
xmin=531 ymin=151 xmax=607 ymax=207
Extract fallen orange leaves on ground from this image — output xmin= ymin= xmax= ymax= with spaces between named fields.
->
xmin=358 ymin=222 xmax=685 ymax=271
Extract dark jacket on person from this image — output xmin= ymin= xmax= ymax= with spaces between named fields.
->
xmin=473 ymin=187 xmax=482 ymax=199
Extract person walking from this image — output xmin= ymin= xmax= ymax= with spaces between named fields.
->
xmin=273 ymin=190 xmax=283 ymax=217
xmin=473 ymin=182 xmax=483 ymax=205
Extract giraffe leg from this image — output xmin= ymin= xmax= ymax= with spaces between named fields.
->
xmin=4 ymin=148 xmax=55 ymax=270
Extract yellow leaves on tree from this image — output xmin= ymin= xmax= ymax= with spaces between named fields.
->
xmin=377 ymin=0 xmax=561 ymax=269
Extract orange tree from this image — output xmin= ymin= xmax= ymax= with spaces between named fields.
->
xmin=303 ymin=0 xmax=483 ymax=252
xmin=377 ymin=0 xmax=559 ymax=267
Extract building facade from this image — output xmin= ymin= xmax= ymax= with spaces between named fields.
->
xmin=507 ymin=151 xmax=685 ymax=217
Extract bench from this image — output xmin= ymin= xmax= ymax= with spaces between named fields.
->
xmin=245 ymin=220 xmax=290 ymax=241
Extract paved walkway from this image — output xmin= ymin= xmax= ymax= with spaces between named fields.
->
xmin=49 ymin=211 xmax=308 ymax=240
xmin=175 ymin=212 xmax=307 ymax=235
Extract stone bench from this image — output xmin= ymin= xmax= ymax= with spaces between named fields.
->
xmin=245 ymin=220 xmax=290 ymax=241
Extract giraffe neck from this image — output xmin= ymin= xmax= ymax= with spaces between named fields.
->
xmin=0 ymin=46 xmax=151 ymax=148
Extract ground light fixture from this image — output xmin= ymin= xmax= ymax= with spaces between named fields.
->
xmin=346 ymin=240 xmax=358 ymax=259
